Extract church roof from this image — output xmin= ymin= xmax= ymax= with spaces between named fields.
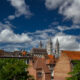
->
xmin=61 ymin=50 xmax=80 ymax=60
xmin=30 ymin=48 xmax=47 ymax=54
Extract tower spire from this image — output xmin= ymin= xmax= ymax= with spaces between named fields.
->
xmin=46 ymin=37 xmax=53 ymax=55
xmin=39 ymin=41 xmax=43 ymax=48
xmin=55 ymin=38 xmax=60 ymax=58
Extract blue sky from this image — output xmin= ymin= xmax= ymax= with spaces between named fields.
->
xmin=0 ymin=0 xmax=80 ymax=51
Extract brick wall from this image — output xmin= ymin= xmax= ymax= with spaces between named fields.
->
xmin=45 ymin=73 xmax=51 ymax=80
xmin=54 ymin=53 xmax=72 ymax=80
xmin=28 ymin=60 xmax=36 ymax=80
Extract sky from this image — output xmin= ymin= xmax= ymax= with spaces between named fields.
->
xmin=0 ymin=0 xmax=80 ymax=51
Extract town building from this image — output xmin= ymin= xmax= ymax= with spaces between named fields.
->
xmin=54 ymin=50 xmax=80 ymax=80
xmin=28 ymin=57 xmax=51 ymax=80
xmin=0 ymin=38 xmax=80 ymax=80
xmin=0 ymin=49 xmax=28 ymax=57
xmin=28 ymin=55 xmax=55 ymax=80
xmin=29 ymin=39 xmax=80 ymax=80
xmin=0 ymin=38 xmax=60 ymax=80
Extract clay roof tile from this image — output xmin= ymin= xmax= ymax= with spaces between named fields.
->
xmin=61 ymin=50 xmax=80 ymax=60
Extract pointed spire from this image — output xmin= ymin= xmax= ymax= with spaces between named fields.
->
xmin=56 ymin=38 xmax=59 ymax=46
xmin=48 ymin=37 xmax=52 ymax=44
xmin=39 ymin=41 xmax=43 ymax=48
xmin=47 ymin=37 xmax=53 ymax=55
xmin=55 ymin=38 xmax=60 ymax=58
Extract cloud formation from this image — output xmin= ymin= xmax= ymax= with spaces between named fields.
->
xmin=28 ymin=28 xmax=80 ymax=51
xmin=45 ymin=0 xmax=65 ymax=10
xmin=0 ymin=23 xmax=80 ymax=51
xmin=0 ymin=29 xmax=31 ymax=43
xmin=7 ymin=0 xmax=32 ymax=20
xmin=45 ymin=0 xmax=80 ymax=24
xmin=0 ymin=21 xmax=80 ymax=51
xmin=0 ymin=22 xmax=31 ymax=43
xmin=53 ymin=34 xmax=80 ymax=51
xmin=59 ymin=0 xmax=80 ymax=24
xmin=57 ymin=25 xmax=80 ymax=32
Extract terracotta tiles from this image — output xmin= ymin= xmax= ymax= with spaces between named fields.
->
xmin=61 ymin=50 xmax=80 ymax=60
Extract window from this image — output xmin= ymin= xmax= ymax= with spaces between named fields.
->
xmin=37 ymin=72 xmax=42 ymax=77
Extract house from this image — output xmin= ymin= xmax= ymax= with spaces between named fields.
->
xmin=54 ymin=50 xmax=80 ymax=80
xmin=46 ymin=55 xmax=55 ymax=80
xmin=0 ymin=49 xmax=29 ymax=58
xmin=28 ymin=57 xmax=51 ymax=80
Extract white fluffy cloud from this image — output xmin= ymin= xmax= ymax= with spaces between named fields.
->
xmin=53 ymin=34 xmax=80 ymax=51
xmin=0 ymin=22 xmax=31 ymax=43
xmin=57 ymin=25 xmax=80 ymax=31
xmin=0 ymin=29 xmax=31 ymax=43
xmin=59 ymin=0 xmax=80 ymax=24
xmin=45 ymin=0 xmax=65 ymax=10
xmin=8 ymin=0 xmax=32 ymax=20
xmin=0 ymin=25 xmax=79 ymax=51
xmin=45 ymin=0 xmax=80 ymax=24
xmin=27 ymin=28 xmax=80 ymax=51
xmin=0 ymin=22 xmax=80 ymax=51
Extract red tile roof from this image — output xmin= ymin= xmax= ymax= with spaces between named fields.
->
xmin=21 ymin=51 xmax=27 ymax=56
xmin=61 ymin=50 xmax=80 ymax=60
xmin=0 ymin=50 xmax=4 ymax=56
xmin=46 ymin=55 xmax=55 ymax=64
xmin=48 ymin=55 xmax=55 ymax=59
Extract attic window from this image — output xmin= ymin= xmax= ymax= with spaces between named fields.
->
xmin=37 ymin=72 xmax=42 ymax=77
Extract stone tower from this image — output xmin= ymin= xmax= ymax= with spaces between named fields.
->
xmin=55 ymin=38 xmax=60 ymax=58
xmin=39 ymin=41 xmax=43 ymax=48
xmin=46 ymin=38 xmax=53 ymax=55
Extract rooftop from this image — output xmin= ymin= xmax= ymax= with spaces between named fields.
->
xmin=61 ymin=50 xmax=80 ymax=60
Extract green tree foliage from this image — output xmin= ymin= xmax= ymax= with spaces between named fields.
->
xmin=0 ymin=58 xmax=34 ymax=80
xmin=67 ymin=60 xmax=80 ymax=80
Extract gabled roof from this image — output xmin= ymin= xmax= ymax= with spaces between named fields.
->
xmin=61 ymin=50 xmax=80 ymax=60
xmin=33 ymin=58 xmax=50 ymax=73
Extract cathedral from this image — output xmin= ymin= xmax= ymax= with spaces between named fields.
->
xmin=29 ymin=38 xmax=60 ymax=80
xmin=30 ymin=38 xmax=60 ymax=58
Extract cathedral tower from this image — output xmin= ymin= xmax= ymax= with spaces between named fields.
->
xmin=55 ymin=38 xmax=60 ymax=58
xmin=46 ymin=38 xmax=53 ymax=55
xmin=39 ymin=41 xmax=43 ymax=48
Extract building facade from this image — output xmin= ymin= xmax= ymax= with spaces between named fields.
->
xmin=54 ymin=50 xmax=80 ymax=80
xmin=28 ymin=57 xmax=52 ymax=80
xmin=46 ymin=38 xmax=53 ymax=55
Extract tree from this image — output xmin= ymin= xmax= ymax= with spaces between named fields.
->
xmin=0 ymin=58 xmax=34 ymax=80
xmin=67 ymin=60 xmax=80 ymax=80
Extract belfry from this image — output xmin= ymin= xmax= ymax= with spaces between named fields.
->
xmin=46 ymin=38 xmax=53 ymax=55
